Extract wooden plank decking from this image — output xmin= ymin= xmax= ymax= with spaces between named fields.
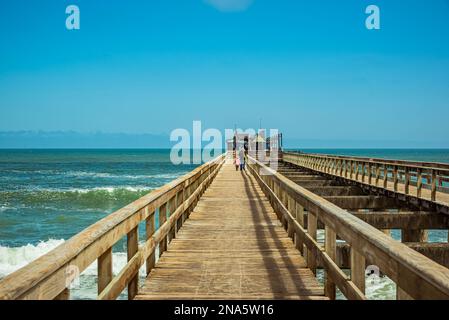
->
xmin=135 ymin=163 xmax=326 ymax=300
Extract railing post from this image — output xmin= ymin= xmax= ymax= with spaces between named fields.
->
xmin=417 ymin=168 xmax=423 ymax=198
xmin=349 ymin=160 xmax=353 ymax=179
xmin=375 ymin=165 xmax=380 ymax=186
xmin=325 ymin=226 xmax=336 ymax=299
xmin=295 ymin=204 xmax=305 ymax=255
xmin=306 ymin=211 xmax=317 ymax=275
xmin=350 ymin=248 xmax=365 ymax=294
xmin=344 ymin=160 xmax=348 ymax=178
xmin=159 ymin=203 xmax=167 ymax=256
xmin=176 ymin=190 xmax=184 ymax=232
xmin=168 ymin=195 xmax=177 ymax=243
xmin=127 ymin=226 xmax=138 ymax=300
xmin=404 ymin=167 xmax=410 ymax=195
xmin=431 ymin=170 xmax=437 ymax=201
xmin=368 ymin=162 xmax=372 ymax=185
xmin=287 ymin=195 xmax=296 ymax=239
xmin=397 ymin=287 xmax=413 ymax=300
xmin=383 ymin=164 xmax=388 ymax=188
xmin=54 ymin=288 xmax=70 ymax=300
xmin=274 ymin=182 xmax=281 ymax=220
xmin=145 ymin=210 xmax=155 ymax=275
xmin=280 ymin=188 xmax=288 ymax=230
xmin=185 ymin=181 xmax=193 ymax=221
xmin=393 ymin=165 xmax=398 ymax=191
xmin=361 ymin=163 xmax=366 ymax=183
xmin=98 ymin=247 xmax=113 ymax=294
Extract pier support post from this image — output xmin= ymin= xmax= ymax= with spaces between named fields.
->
xmin=402 ymin=229 xmax=428 ymax=243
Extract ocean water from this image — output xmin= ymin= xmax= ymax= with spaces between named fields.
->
xmin=0 ymin=149 xmax=448 ymax=300
xmin=0 ymin=149 xmax=197 ymax=299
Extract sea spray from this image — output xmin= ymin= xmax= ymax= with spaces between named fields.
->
xmin=0 ymin=239 xmax=65 ymax=277
xmin=0 ymin=239 xmax=149 ymax=300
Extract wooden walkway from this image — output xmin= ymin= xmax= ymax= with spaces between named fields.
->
xmin=2 ymin=151 xmax=449 ymax=300
xmin=135 ymin=163 xmax=326 ymax=300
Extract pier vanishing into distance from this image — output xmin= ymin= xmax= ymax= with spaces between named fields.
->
xmin=1 ymin=136 xmax=449 ymax=300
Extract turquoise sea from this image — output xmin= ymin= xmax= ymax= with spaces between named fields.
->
xmin=0 ymin=149 xmax=197 ymax=298
xmin=0 ymin=148 xmax=448 ymax=299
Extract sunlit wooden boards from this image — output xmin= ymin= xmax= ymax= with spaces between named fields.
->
xmin=135 ymin=164 xmax=326 ymax=300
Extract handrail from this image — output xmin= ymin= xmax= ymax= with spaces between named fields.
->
xmin=284 ymin=150 xmax=449 ymax=171
xmin=282 ymin=152 xmax=449 ymax=205
xmin=247 ymin=155 xmax=449 ymax=300
xmin=0 ymin=154 xmax=225 ymax=300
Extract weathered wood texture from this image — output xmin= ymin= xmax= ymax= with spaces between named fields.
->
xmin=248 ymin=156 xmax=449 ymax=300
xmin=283 ymin=152 xmax=449 ymax=209
xmin=0 ymin=154 xmax=225 ymax=300
xmin=135 ymin=163 xmax=326 ymax=300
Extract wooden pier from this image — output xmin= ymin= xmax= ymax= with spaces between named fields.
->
xmin=1 ymin=149 xmax=449 ymax=300
xmin=136 ymin=164 xmax=324 ymax=300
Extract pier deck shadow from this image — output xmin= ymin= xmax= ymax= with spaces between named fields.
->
xmin=135 ymin=164 xmax=326 ymax=300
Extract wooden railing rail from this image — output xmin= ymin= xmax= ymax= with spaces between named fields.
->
xmin=283 ymin=152 xmax=449 ymax=204
xmin=0 ymin=154 xmax=225 ymax=300
xmin=247 ymin=156 xmax=449 ymax=300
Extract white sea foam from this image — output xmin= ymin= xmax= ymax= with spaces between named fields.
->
xmin=0 ymin=239 xmax=148 ymax=300
xmin=63 ymin=171 xmax=185 ymax=180
xmin=0 ymin=205 xmax=12 ymax=212
xmin=62 ymin=186 xmax=151 ymax=193
xmin=0 ymin=239 xmax=65 ymax=277
xmin=6 ymin=169 xmax=186 ymax=181
xmin=20 ymin=186 xmax=154 ymax=193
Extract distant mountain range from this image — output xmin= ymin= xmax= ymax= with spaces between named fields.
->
xmin=0 ymin=131 xmax=171 ymax=149
xmin=0 ymin=131 xmax=446 ymax=149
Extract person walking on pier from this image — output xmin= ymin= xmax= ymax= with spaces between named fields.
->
xmin=238 ymin=147 xmax=246 ymax=171
xmin=234 ymin=154 xmax=240 ymax=171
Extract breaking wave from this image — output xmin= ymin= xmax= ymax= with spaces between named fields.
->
xmin=0 ymin=186 xmax=153 ymax=209
xmin=0 ymin=239 xmax=148 ymax=300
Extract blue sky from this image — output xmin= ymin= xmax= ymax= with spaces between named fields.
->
xmin=0 ymin=0 xmax=449 ymax=147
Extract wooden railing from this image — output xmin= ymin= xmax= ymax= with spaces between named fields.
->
xmin=0 ymin=154 xmax=225 ymax=300
xmin=283 ymin=152 xmax=449 ymax=204
xmin=247 ymin=156 xmax=449 ymax=300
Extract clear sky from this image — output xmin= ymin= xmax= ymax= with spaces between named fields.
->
xmin=0 ymin=0 xmax=449 ymax=147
